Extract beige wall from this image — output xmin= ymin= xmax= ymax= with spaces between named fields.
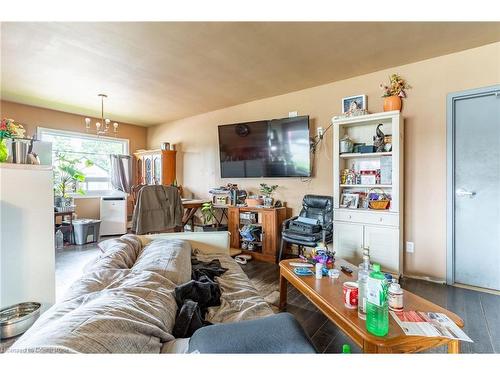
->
xmin=0 ymin=101 xmax=148 ymax=217
xmin=147 ymin=42 xmax=500 ymax=279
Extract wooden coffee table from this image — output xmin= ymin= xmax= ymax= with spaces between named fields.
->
xmin=279 ymin=258 xmax=465 ymax=353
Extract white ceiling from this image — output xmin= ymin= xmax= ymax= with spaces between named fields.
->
xmin=1 ymin=22 xmax=500 ymax=126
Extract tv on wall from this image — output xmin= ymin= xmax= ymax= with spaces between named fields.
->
xmin=218 ymin=115 xmax=310 ymax=178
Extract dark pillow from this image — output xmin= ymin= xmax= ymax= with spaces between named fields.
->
xmin=188 ymin=313 xmax=317 ymax=353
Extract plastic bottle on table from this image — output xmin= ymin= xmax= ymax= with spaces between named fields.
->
xmin=366 ymin=263 xmax=389 ymax=337
xmin=315 ymin=262 xmax=323 ymax=279
xmin=388 ymin=279 xmax=404 ymax=311
xmin=357 ymin=251 xmax=371 ymax=320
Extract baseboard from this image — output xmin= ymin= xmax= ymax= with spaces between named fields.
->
xmin=403 ymin=274 xmax=446 ymax=285
xmin=404 ymin=276 xmax=500 ymax=295
xmin=453 ymin=283 xmax=500 ymax=296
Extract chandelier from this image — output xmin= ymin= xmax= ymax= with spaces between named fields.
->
xmin=84 ymin=94 xmax=119 ymax=135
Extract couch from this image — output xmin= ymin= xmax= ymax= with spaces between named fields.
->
xmin=8 ymin=232 xmax=315 ymax=353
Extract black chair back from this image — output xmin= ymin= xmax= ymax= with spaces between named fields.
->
xmin=299 ymin=195 xmax=333 ymax=227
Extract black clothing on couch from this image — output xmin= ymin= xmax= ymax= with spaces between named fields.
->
xmin=172 ymin=259 xmax=228 ymax=338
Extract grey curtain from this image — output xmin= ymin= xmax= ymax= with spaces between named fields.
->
xmin=110 ymin=154 xmax=132 ymax=193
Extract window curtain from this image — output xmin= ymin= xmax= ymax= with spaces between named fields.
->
xmin=110 ymin=154 xmax=132 ymax=193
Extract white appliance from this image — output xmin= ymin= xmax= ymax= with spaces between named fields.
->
xmin=100 ymin=196 xmax=127 ymax=236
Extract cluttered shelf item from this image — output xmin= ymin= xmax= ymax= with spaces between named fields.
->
xmin=228 ymin=205 xmax=287 ymax=263
xmin=209 ymin=183 xmax=247 ymax=206
xmin=279 ymin=257 xmax=468 ymax=354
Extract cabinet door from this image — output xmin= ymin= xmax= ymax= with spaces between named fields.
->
xmin=334 ymin=222 xmax=364 ymax=265
xmin=363 ymin=225 xmax=400 ymax=274
xmin=136 ymin=157 xmax=143 ymax=184
xmin=153 ymin=154 xmax=162 ymax=185
xmin=228 ymin=208 xmax=240 ymax=249
xmin=144 ymin=156 xmax=153 ymax=185
xmin=262 ymin=210 xmax=277 ymax=256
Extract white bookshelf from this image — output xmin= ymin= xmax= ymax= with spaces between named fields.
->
xmin=332 ymin=110 xmax=404 ymax=275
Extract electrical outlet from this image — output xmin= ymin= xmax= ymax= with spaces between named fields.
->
xmin=406 ymin=241 xmax=414 ymax=253
xmin=317 ymin=127 xmax=324 ymax=139
xmin=288 ymin=111 xmax=298 ymax=118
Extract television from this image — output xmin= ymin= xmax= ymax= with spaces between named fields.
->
xmin=218 ymin=115 xmax=310 ymax=178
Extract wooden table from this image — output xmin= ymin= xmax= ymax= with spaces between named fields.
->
xmin=181 ymin=199 xmax=210 ymax=231
xmin=54 ymin=209 xmax=75 ymax=244
xmin=279 ymin=258 xmax=465 ymax=353
xmin=212 ymin=203 xmax=229 ymax=226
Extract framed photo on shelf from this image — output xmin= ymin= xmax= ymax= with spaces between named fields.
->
xmin=358 ymin=192 xmax=369 ymax=209
xmin=340 ymin=193 xmax=360 ymax=209
xmin=342 ymin=94 xmax=367 ymax=113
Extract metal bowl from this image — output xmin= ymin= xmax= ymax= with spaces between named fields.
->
xmin=0 ymin=302 xmax=41 ymax=339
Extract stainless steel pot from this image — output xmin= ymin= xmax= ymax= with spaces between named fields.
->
xmin=9 ymin=138 xmax=32 ymax=164
xmin=0 ymin=302 xmax=41 ymax=339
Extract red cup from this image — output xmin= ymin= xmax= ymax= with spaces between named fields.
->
xmin=343 ymin=281 xmax=359 ymax=309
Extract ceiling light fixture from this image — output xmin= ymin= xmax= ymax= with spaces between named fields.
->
xmin=84 ymin=94 xmax=118 ymax=136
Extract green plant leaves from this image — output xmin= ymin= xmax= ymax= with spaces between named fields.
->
xmin=201 ymin=202 xmax=215 ymax=224
xmin=53 ymin=152 xmax=91 ymax=198
xmin=259 ymin=183 xmax=279 ymax=197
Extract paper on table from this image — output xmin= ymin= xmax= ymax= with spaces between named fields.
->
xmin=390 ymin=311 xmax=473 ymax=342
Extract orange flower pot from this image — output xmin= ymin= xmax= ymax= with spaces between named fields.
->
xmin=383 ymin=95 xmax=402 ymax=112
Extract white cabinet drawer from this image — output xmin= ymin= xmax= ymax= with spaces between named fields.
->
xmin=334 ymin=209 xmax=399 ymax=227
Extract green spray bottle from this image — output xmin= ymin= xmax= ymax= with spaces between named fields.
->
xmin=365 ymin=263 xmax=389 ymax=336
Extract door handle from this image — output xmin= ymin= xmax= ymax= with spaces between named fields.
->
xmin=456 ymin=188 xmax=476 ymax=198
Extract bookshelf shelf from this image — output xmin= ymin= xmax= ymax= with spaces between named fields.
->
xmin=340 ymin=184 xmax=392 ymax=189
xmin=339 ymin=152 xmax=392 ymax=159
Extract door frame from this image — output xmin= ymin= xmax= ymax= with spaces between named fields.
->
xmin=446 ymin=84 xmax=500 ymax=285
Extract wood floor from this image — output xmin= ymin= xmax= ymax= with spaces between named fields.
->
xmin=241 ymin=260 xmax=500 ymax=354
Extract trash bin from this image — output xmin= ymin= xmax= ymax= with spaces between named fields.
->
xmin=71 ymin=219 xmax=101 ymax=245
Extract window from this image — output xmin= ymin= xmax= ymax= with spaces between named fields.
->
xmin=38 ymin=127 xmax=129 ymax=194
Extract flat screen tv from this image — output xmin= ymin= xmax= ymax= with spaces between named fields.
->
xmin=218 ymin=115 xmax=310 ymax=178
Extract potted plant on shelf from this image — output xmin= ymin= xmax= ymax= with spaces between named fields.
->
xmin=0 ymin=118 xmax=26 ymax=163
xmin=380 ymin=74 xmax=411 ymax=112
xmin=53 ymin=153 xmax=93 ymax=210
xmin=259 ymin=183 xmax=279 ymax=207
xmin=200 ymin=201 xmax=227 ymax=231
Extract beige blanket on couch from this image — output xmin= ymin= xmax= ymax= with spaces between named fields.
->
xmin=9 ymin=235 xmax=272 ymax=353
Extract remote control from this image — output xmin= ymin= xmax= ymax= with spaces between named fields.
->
xmin=289 ymin=262 xmax=314 ymax=267
xmin=341 ymin=265 xmax=353 ymax=274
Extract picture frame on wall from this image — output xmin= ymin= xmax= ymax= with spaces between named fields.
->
xmin=340 ymin=193 xmax=360 ymax=209
xmin=342 ymin=94 xmax=367 ymax=113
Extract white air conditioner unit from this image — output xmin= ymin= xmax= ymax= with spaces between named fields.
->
xmin=100 ymin=196 xmax=127 ymax=236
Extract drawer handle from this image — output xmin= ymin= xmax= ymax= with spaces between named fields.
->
xmin=348 ymin=215 xmax=352 ymax=219
xmin=379 ymin=217 xmax=383 ymax=222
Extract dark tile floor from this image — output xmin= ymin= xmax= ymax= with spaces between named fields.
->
xmin=53 ymin=241 xmax=500 ymax=353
